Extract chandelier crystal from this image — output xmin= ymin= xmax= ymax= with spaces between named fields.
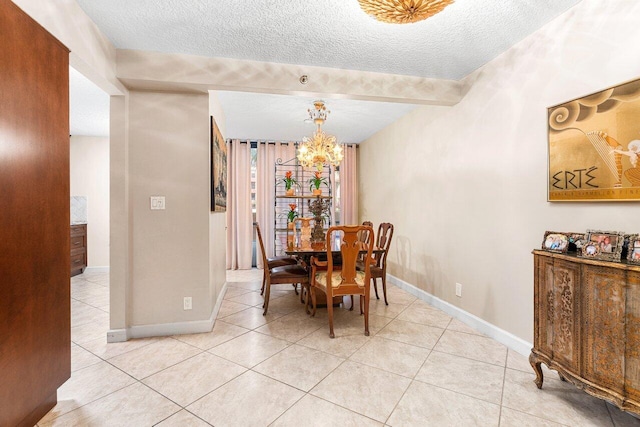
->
xmin=357 ymin=0 xmax=454 ymax=24
xmin=297 ymin=101 xmax=343 ymax=170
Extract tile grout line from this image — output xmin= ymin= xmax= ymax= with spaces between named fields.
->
xmin=496 ymin=347 xmax=509 ymax=426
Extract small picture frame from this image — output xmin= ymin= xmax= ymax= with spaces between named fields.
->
xmin=583 ymin=229 xmax=625 ymax=262
xmin=581 ymin=241 xmax=601 ymax=258
xmin=568 ymin=233 xmax=587 ymax=253
xmin=542 ymin=231 xmax=570 ymax=253
xmin=627 ymin=235 xmax=640 ymax=265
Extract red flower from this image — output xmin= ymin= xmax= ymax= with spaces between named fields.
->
xmin=289 ymin=203 xmax=297 ymax=211
xmin=285 ymin=171 xmax=292 ymax=179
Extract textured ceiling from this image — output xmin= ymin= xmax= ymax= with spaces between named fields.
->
xmin=76 ymin=0 xmax=581 ymax=80
xmin=216 ymin=91 xmax=420 ymax=143
xmin=71 ymin=0 xmax=581 ymax=138
xmin=70 ymin=67 xmax=110 ymax=137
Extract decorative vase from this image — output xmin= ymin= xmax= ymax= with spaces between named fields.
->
xmin=312 ymin=189 xmax=322 ymax=196
xmin=286 ymin=188 xmax=295 ymax=196
xmin=298 ymin=217 xmax=312 ymax=250
xmin=287 ymin=222 xmax=295 ymax=249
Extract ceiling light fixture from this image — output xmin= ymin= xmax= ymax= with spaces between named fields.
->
xmin=357 ymin=0 xmax=454 ymax=24
xmin=297 ymin=101 xmax=343 ymax=170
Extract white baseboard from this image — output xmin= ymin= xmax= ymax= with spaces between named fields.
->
xmin=106 ymin=281 xmax=229 ymax=342
xmin=84 ymin=266 xmax=110 ymax=273
xmin=387 ymin=274 xmax=532 ymax=357
xmin=211 ymin=281 xmax=228 ymax=323
xmin=106 ymin=328 xmax=128 ymax=343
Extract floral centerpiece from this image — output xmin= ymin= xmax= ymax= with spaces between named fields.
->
xmin=286 ymin=203 xmax=298 ymax=223
xmin=280 ymin=171 xmax=298 ymax=195
xmin=308 ymin=171 xmax=328 ymax=196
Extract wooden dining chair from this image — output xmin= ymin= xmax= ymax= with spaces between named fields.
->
xmin=254 ymin=222 xmax=298 ymax=296
xmin=255 ymin=223 xmax=309 ymax=315
xmin=357 ymin=221 xmax=373 ymax=248
xmin=370 ymin=223 xmax=394 ymax=305
xmin=309 ymin=225 xmax=374 ymax=338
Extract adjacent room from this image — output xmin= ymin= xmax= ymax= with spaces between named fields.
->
xmin=2 ymin=0 xmax=640 ymax=425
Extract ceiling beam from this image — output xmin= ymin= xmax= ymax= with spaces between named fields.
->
xmin=117 ymin=49 xmax=463 ymax=106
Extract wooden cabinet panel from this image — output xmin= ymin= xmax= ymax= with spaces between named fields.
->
xmin=534 ymin=255 xmax=555 ymax=356
xmin=627 ymin=271 xmax=640 ymax=402
xmin=551 ymin=259 xmax=581 ymax=373
xmin=530 ymin=251 xmax=640 ymax=416
xmin=0 ymin=2 xmax=70 ymax=425
xmin=582 ymin=265 xmax=626 ymax=394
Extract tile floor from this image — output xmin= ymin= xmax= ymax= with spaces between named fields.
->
xmin=37 ymin=269 xmax=640 ymax=426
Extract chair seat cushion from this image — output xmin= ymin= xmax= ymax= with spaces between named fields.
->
xmin=267 ymin=256 xmax=297 ymax=268
xmin=314 ymin=271 xmax=366 ymax=289
xmin=270 ymin=265 xmax=309 ymax=281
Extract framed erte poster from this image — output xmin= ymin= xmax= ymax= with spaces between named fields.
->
xmin=548 ymin=78 xmax=640 ymax=201
xmin=211 ymin=117 xmax=227 ymax=212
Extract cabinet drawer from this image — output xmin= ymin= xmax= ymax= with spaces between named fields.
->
xmin=70 ymin=252 xmax=86 ymax=270
xmin=71 ymin=234 xmax=85 ymax=250
xmin=71 ymin=224 xmax=86 ymax=237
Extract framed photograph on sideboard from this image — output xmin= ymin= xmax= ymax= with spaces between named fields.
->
xmin=581 ymin=229 xmax=625 ymax=262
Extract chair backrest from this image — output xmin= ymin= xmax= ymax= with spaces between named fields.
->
xmin=375 ymin=223 xmax=394 ymax=267
xmin=254 ymin=222 xmax=269 ymax=269
xmin=325 ymin=225 xmax=374 ymax=294
xmin=358 ymin=221 xmax=373 ymax=246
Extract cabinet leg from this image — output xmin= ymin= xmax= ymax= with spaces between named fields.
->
xmin=529 ymin=353 xmax=544 ymax=389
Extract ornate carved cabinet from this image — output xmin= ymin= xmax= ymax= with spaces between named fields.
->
xmin=530 ymin=250 xmax=640 ymax=416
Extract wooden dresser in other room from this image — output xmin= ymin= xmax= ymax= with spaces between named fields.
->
xmin=71 ymin=224 xmax=87 ymax=276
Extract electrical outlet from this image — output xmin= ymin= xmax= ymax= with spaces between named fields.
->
xmin=455 ymin=283 xmax=462 ymax=297
xmin=183 ymin=297 xmax=192 ymax=310
xmin=150 ymin=196 xmax=165 ymax=210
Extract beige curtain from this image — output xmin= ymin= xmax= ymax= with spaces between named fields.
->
xmin=256 ymin=142 xmax=296 ymax=268
xmin=226 ymin=140 xmax=253 ymax=270
xmin=340 ymin=144 xmax=358 ymax=225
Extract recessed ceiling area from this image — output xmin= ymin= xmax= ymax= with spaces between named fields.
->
xmin=216 ymin=91 xmax=421 ymax=143
xmin=70 ymin=67 xmax=110 ymax=137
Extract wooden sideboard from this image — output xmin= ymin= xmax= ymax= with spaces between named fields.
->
xmin=530 ymin=250 xmax=640 ymax=416
xmin=71 ymin=224 xmax=87 ymax=276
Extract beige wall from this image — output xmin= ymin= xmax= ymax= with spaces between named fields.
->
xmin=15 ymin=0 xmax=227 ymax=337
xmin=70 ymin=136 xmax=110 ymax=267
xmin=359 ymin=0 xmax=640 ymax=342
xmin=128 ymin=91 xmax=212 ymax=326
xmin=209 ymin=92 xmax=227 ymax=309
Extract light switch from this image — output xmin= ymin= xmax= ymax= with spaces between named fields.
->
xmin=150 ymin=196 xmax=165 ymax=210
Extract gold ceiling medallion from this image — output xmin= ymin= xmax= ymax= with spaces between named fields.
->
xmin=358 ymin=0 xmax=454 ymax=24
xmin=297 ymin=101 xmax=343 ymax=170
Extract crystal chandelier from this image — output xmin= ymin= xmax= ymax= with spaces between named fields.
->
xmin=357 ymin=0 xmax=454 ymax=24
xmin=297 ymin=101 xmax=343 ymax=170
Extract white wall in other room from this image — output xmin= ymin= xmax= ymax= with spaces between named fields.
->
xmin=70 ymin=135 xmax=110 ymax=268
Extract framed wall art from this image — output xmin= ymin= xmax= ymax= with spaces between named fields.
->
xmin=548 ymin=77 xmax=640 ymax=201
xmin=211 ymin=117 xmax=227 ymax=212
xmin=582 ymin=229 xmax=625 ymax=262
xmin=628 ymin=235 xmax=640 ymax=264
